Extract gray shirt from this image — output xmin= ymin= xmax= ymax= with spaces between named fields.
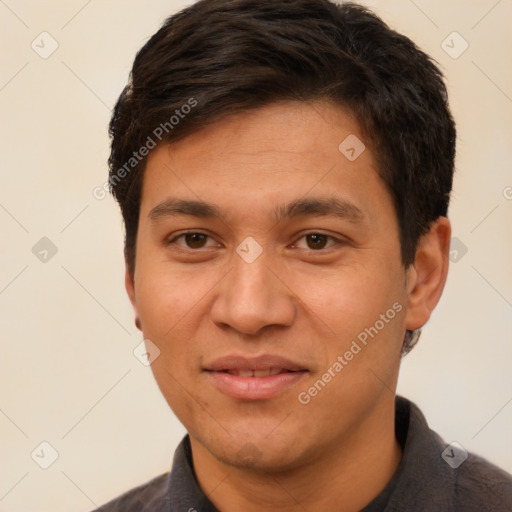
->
xmin=93 ymin=396 xmax=512 ymax=511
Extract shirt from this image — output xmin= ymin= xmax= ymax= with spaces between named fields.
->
xmin=93 ymin=396 xmax=512 ymax=511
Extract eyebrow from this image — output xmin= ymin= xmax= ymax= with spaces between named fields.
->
xmin=148 ymin=197 xmax=365 ymax=224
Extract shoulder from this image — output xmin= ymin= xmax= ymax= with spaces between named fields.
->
xmin=394 ymin=397 xmax=512 ymax=511
xmin=91 ymin=472 xmax=170 ymax=512
xmin=452 ymin=451 xmax=512 ymax=511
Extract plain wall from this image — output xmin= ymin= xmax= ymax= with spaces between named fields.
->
xmin=0 ymin=1 xmax=511 ymax=511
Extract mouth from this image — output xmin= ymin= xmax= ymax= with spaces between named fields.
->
xmin=204 ymin=355 xmax=308 ymax=400
xmin=220 ymin=368 xmax=294 ymax=377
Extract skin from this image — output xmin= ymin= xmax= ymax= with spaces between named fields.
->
xmin=126 ymin=100 xmax=451 ymax=512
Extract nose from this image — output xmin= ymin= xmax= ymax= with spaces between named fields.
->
xmin=210 ymin=251 xmax=297 ymax=336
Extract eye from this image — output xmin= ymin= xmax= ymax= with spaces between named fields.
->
xmin=169 ymin=232 xmax=218 ymax=249
xmin=168 ymin=232 xmax=343 ymax=252
xmin=293 ymin=233 xmax=340 ymax=251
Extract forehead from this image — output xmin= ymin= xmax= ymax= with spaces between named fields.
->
xmin=148 ymin=100 xmax=367 ymax=173
xmin=139 ymin=100 xmax=393 ymax=229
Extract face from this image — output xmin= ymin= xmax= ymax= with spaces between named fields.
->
xmin=127 ymin=100 xmax=417 ymax=472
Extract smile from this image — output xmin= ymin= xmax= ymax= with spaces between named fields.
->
xmin=222 ymin=368 xmax=291 ymax=377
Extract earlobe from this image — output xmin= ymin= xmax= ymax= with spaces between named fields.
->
xmin=404 ymin=217 xmax=451 ymax=331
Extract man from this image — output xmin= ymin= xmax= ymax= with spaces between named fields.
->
xmin=96 ymin=0 xmax=512 ymax=510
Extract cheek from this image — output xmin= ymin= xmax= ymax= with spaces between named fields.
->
xmin=291 ymin=262 xmax=401 ymax=338
xmin=135 ymin=263 xmax=194 ymax=333
xmin=136 ymin=271 xmax=200 ymax=413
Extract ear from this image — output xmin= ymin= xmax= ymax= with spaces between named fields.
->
xmin=404 ymin=216 xmax=451 ymax=331
xmin=125 ymin=265 xmax=141 ymax=331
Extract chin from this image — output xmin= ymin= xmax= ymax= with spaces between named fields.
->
xmin=202 ymin=430 xmax=310 ymax=474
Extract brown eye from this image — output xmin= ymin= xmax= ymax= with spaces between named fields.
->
xmin=170 ymin=232 xmax=215 ymax=249
xmin=293 ymin=233 xmax=341 ymax=251
xmin=183 ymin=233 xmax=208 ymax=248
xmin=306 ymin=234 xmax=329 ymax=250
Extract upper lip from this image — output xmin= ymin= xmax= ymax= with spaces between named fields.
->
xmin=204 ymin=355 xmax=307 ymax=372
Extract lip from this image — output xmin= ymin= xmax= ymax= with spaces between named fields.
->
xmin=204 ymin=354 xmax=308 ymax=400
xmin=205 ymin=354 xmax=307 ymax=373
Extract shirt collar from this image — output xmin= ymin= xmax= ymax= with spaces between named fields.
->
xmin=165 ymin=396 xmax=452 ymax=511
xmin=361 ymin=396 xmax=455 ymax=510
xmin=165 ymin=436 xmax=219 ymax=512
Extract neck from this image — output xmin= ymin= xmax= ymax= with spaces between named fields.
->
xmin=190 ymin=396 xmax=402 ymax=512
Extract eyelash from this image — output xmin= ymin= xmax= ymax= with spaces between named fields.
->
xmin=167 ymin=231 xmax=343 ymax=252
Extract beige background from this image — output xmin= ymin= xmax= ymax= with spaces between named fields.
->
xmin=1 ymin=1 xmax=511 ymax=510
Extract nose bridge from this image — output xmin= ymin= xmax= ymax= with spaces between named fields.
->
xmin=211 ymin=247 xmax=295 ymax=335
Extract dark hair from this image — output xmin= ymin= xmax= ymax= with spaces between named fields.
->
xmin=108 ymin=0 xmax=456 ymax=279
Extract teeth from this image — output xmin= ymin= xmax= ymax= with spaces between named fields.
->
xmin=237 ymin=370 xmax=254 ymax=377
xmin=226 ymin=368 xmax=285 ymax=377
xmin=253 ymin=369 xmax=270 ymax=377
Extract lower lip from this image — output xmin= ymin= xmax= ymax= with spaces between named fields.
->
xmin=205 ymin=371 xmax=307 ymax=400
